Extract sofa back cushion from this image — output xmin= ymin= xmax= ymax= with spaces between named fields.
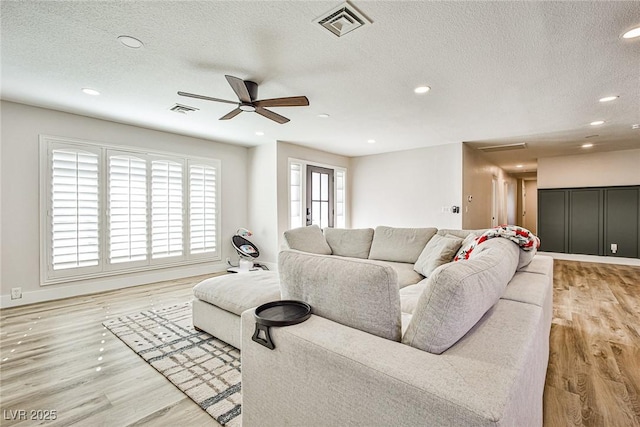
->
xmin=368 ymin=226 xmax=437 ymax=263
xmin=323 ymin=227 xmax=374 ymax=259
xmin=283 ymin=225 xmax=332 ymax=255
xmin=279 ymin=249 xmax=402 ymax=341
xmin=402 ymin=238 xmax=519 ymax=354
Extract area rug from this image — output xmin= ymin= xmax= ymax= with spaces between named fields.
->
xmin=103 ymin=302 xmax=241 ymax=426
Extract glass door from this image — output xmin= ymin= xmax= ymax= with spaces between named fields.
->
xmin=306 ymin=165 xmax=334 ymax=228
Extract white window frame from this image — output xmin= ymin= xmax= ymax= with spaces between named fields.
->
xmin=287 ymin=158 xmax=347 ymax=230
xmin=39 ymin=135 xmax=221 ymax=285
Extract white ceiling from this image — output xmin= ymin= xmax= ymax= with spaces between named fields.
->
xmin=2 ymin=1 xmax=639 ymax=169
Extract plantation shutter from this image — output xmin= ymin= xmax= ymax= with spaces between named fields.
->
xmin=151 ymin=160 xmax=184 ymax=258
xmin=108 ymin=154 xmax=148 ymax=264
xmin=50 ymin=149 xmax=100 ymax=270
xmin=190 ymin=163 xmax=217 ymax=254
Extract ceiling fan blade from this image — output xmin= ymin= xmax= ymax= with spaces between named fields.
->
xmin=225 ymin=75 xmax=252 ymax=103
xmin=177 ymin=91 xmax=238 ymax=105
xmin=256 ymin=107 xmax=290 ymax=124
xmin=254 ymin=96 xmax=309 ymax=108
xmin=219 ymin=108 xmax=243 ymax=120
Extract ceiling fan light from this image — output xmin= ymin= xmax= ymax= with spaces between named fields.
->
xmin=239 ymin=104 xmax=256 ymax=112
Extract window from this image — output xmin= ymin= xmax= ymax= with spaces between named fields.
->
xmin=108 ymin=153 xmax=148 ymax=265
xmin=189 ymin=162 xmax=217 ymax=254
xmin=41 ymin=136 xmax=220 ymax=284
xmin=288 ymin=159 xmax=347 ymax=230
xmin=50 ymin=148 xmax=100 ymax=272
xmin=152 ymin=159 xmax=184 ymax=259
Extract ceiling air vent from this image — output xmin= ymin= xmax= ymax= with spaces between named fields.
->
xmin=477 ymin=143 xmax=527 ymax=153
xmin=170 ymin=104 xmax=199 ymax=114
xmin=313 ymin=1 xmax=371 ymax=38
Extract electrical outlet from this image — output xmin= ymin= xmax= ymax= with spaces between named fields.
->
xmin=11 ymin=287 xmax=22 ymax=300
xmin=611 ymin=243 xmax=618 ymax=254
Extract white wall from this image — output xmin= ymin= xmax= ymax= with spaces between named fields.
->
xmin=538 ymin=149 xmax=640 ymax=189
xmin=0 ymin=101 xmax=248 ymax=307
xmin=247 ymin=142 xmax=278 ymax=267
xmin=351 ymin=143 xmax=463 ymax=229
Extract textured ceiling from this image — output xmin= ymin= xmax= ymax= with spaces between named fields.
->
xmin=1 ymin=1 xmax=639 ymax=169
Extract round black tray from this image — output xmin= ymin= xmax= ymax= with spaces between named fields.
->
xmin=252 ymin=300 xmax=311 ymax=350
xmin=254 ymin=300 xmax=312 ymax=326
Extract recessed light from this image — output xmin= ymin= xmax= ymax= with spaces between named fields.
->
xmin=599 ymin=95 xmax=619 ymax=102
xmin=632 ymin=124 xmax=639 ymax=130
xmin=622 ymin=26 xmax=640 ymax=39
xmin=82 ymin=88 xmax=100 ymax=96
xmin=317 ymin=113 xmax=330 ymax=118
xmin=118 ymin=35 xmax=144 ymax=48
xmin=255 ymin=131 xmax=264 ymax=136
xmin=582 ymin=143 xmax=594 ymax=148
xmin=590 ymin=120 xmax=605 ymax=126
xmin=516 ymin=165 xmax=523 ymax=168
xmin=414 ymin=86 xmax=430 ymax=94
xmin=367 ymin=139 xmax=376 ymax=144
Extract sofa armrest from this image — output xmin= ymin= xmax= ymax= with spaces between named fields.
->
xmin=241 ymin=308 xmax=541 ymax=427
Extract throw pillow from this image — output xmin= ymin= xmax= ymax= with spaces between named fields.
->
xmin=453 ymin=232 xmax=478 ymax=261
xmin=283 ymin=225 xmax=332 ymax=255
xmin=413 ymin=234 xmax=464 ymax=277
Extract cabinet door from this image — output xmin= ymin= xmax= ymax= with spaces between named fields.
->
xmin=605 ymin=187 xmax=639 ymax=258
xmin=538 ymin=190 xmax=568 ymax=253
xmin=569 ymin=189 xmax=602 ymax=255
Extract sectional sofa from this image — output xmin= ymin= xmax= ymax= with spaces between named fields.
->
xmin=192 ymin=225 xmax=553 ymax=426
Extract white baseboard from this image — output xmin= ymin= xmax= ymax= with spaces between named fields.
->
xmin=539 ymin=252 xmax=640 ymax=266
xmin=0 ymin=262 xmax=229 ymax=309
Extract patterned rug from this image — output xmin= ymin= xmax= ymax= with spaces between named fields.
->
xmin=104 ymin=302 xmax=241 ymax=426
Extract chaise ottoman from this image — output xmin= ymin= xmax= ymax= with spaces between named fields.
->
xmin=192 ymin=271 xmax=281 ymax=349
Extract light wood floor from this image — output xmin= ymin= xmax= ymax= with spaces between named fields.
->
xmin=1 ymin=260 xmax=639 ymax=426
xmin=0 ymin=274 xmax=222 ymax=427
xmin=544 ymin=261 xmax=640 ymax=427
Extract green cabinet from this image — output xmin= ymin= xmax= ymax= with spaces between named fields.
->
xmin=538 ymin=186 xmax=639 ymax=258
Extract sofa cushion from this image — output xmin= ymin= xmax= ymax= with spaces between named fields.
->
xmin=501 ymin=270 xmax=550 ymax=307
xmin=283 ymin=225 xmax=332 ymax=255
xmin=279 ymin=249 xmax=402 ymax=341
xmin=399 ymin=280 xmax=428 ymax=314
xmin=368 ymin=226 xmax=437 ymax=263
xmin=323 ymin=227 xmax=374 ymax=259
xmin=402 ymin=238 xmax=519 ymax=354
xmin=517 ymin=254 xmax=553 ymax=275
xmin=374 ymin=260 xmax=424 ymax=288
xmin=193 ymin=271 xmax=282 ymax=315
xmin=413 ymin=234 xmax=463 ymax=277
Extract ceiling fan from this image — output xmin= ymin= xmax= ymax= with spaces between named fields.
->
xmin=178 ymin=75 xmax=309 ymax=124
